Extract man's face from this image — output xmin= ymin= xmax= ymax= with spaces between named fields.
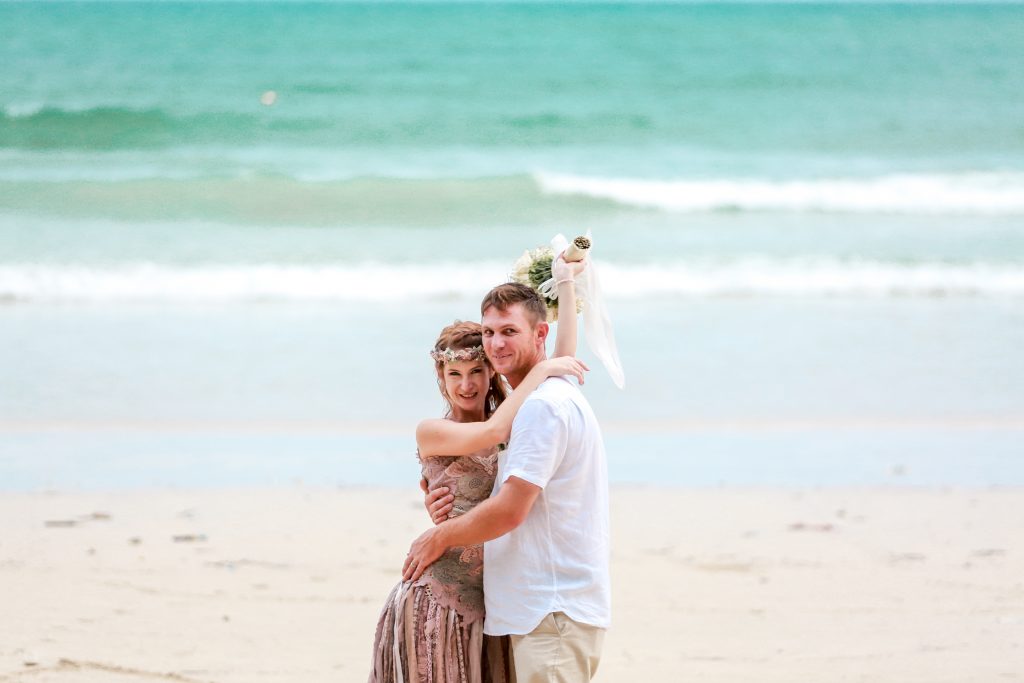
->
xmin=481 ymin=303 xmax=547 ymax=380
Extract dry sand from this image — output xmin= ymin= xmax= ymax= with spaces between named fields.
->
xmin=1 ymin=487 xmax=1021 ymax=682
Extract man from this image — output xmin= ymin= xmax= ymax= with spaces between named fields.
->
xmin=403 ymin=276 xmax=610 ymax=682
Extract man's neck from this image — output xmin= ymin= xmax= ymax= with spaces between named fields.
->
xmin=505 ymin=351 xmax=547 ymax=390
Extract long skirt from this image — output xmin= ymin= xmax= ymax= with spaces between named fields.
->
xmin=368 ymin=581 xmax=510 ymax=683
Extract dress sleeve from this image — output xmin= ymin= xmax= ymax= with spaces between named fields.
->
xmin=501 ymin=397 xmax=568 ymax=490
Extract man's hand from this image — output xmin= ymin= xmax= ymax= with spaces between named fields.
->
xmin=402 ymin=526 xmax=448 ymax=582
xmin=404 ymin=477 xmax=541 ymax=582
xmin=421 ymin=479 xmax=454 ymax=525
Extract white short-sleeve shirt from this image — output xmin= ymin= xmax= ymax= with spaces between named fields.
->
xmin=483 ymin=376 xmax=611 ymax=635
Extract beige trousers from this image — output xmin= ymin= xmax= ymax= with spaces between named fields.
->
xmin=509 ymin=612 xmax=605 ymax=683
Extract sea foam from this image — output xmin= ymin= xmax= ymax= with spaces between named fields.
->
xmin=3 ymin=260 xmax=1023 ymax=304
xmin=536 ymin=172 xmax=1024 ymax=215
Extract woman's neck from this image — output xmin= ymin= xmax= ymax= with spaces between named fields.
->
xmin=450 ymin=406 xmax=486 ymax=423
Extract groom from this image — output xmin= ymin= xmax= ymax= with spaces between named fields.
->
xmin=403 ymin=278 xmax=610 ymax=682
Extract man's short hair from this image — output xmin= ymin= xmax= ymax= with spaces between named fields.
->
xmin=480 ymin=282 xmax=547 ymax=327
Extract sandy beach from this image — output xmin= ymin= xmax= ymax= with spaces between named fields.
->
xmin=1 ymin=486 xmax=1021 ymax=682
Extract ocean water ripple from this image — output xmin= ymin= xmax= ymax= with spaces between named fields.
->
xmin=3 ymin=171 xmax=1023 ymax=221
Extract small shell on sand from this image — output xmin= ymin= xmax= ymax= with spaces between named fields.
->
xmin=172 ymin=534 xmax=207 ymax=543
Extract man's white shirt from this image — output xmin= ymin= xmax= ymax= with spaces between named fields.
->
xmin=483 ymin=376 xmax=611 ymax=636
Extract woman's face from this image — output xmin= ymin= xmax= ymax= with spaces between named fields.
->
xmin=441 ymin=359 xmax=491 ymax=414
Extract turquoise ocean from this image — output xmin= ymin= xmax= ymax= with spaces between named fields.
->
xmin=2 ymin=1 xmax=1023 ymax=490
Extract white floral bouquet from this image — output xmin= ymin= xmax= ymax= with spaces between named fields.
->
xmin=510 ymin=235 xmax=590 ymax=322
xmin=510 ymin=232 xmax=625 ymax=388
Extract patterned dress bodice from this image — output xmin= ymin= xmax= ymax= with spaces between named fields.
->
xmin=415 ymin=448 xmax=499 ymax=624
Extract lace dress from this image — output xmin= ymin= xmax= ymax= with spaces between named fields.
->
xmin=368 ymin=448 xmax=510 ymax=683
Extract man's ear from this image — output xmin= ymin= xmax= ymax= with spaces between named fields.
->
xmin=535 ymin=321 xmax=550 ymax=346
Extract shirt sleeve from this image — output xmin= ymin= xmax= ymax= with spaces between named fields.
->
xmin=502 ymin=397 xmax=568 ymax=490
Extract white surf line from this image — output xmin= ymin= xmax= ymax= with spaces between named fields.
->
xmin=1 ymin=417 xmax=1023 ymax=435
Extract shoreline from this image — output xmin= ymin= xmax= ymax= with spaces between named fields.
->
xmin=3 ymin=416 xmax=1024 ymax=434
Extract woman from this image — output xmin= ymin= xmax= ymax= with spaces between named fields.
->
xmin=368 ymin=259 xmax=584 ymax=683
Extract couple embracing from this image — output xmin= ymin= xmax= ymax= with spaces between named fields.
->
xmin=369 ymin=253 xmax=610 ymax=683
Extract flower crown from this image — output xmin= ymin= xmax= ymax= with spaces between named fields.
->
xmin=430 ymin=345 xmax=486 ymax=364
